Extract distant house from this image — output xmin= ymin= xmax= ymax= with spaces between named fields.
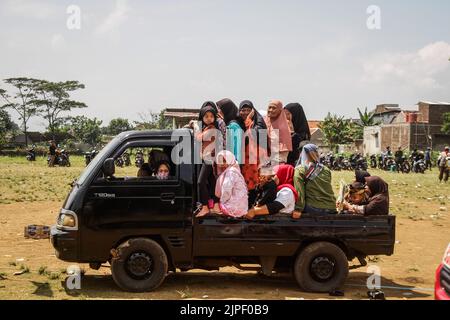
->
xmin=308 ymin=120 xmax=328 ymax=150
xmin=163 ymin=108 xmax=200 ymax=129
xmin=372 ymin=104 xmax=402 ymax=124
xmin=10 ymin=132 xmax=46 ymax=146
xmin=363 ymin=101 xmax=450 ymax=155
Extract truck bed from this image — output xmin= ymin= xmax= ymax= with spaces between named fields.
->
xmin=193 ymin=213 xmax=396 ymax=258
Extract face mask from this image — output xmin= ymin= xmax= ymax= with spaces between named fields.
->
xmin=156 ymin=172 xmax=169 ymax=180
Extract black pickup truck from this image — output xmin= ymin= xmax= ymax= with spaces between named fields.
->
xmin=50 ymin=129 xmax=395 ymax=293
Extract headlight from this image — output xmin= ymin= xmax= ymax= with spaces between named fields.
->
xmin=57 ymin=209 xmax=78 ymax=230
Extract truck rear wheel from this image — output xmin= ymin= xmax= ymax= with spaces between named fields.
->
xmin=111 ymin=238 xmax=168 ymax=292
xmin=294 ymin=242 xmax=348 ymax=293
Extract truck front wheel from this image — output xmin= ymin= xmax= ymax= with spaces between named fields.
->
xmin=294 ymin=242 xmax=348 ymax=293
xmin=111 ymin=238 xmax=168 ymax=292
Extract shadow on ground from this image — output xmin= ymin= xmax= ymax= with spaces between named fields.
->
xmin=58 ymin=270 xmax=432 ymax=300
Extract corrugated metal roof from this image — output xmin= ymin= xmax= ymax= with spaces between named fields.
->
xmin=417 ymin=101 xmax=450 ymax=106
xmin=164 ymin=111 xmax=198 ymax=118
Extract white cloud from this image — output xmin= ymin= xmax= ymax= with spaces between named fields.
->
xmin=362 ymin=41 xmax=450 ymax=89
xmin=95 ymin=0 xmax=130 ymax=36
xmin=1 ymin=0 xmax=56 ymax=20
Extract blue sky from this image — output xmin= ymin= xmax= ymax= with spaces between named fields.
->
xmin=1 ymin=0 xmax=449 ymax=130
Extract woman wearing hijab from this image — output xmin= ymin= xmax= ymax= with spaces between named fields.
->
xmin=342 ymin=176 xmax=389 ymax=215
xmin=293 ymin=143 xmax=336 ymax=215
xmin=264 ymin=100 xmax=292 ymax=164
xmin=216 ymin=98 xmax=243 ymax=164
xmin=237 ymin=100 xmax=268 ymax=207
xmin=284 ymin=103 xmax=311 ymax=166
xmin=355 ymin=170 xmax=371 ymax=184
xmin=214 ymin=150 xmax=248 ymax=218
xmin=246 ymin=164 xmax=299 ymax=219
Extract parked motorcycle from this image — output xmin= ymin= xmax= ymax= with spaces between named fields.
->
xmin=384 ymin=155 xmax=397 ymax=171
xmin=412 ymin=158 xmax=426 ymax=174
xmin=84 ymin=149 xmax=98 ymax=166
xmin=26 ymin=146 xmax=36 ymax=161
xmin=48 ymin=149 xmax=71 ymax=167
xmin=396 ymin=156 xmax=411 ymax=174
xmin=350 ymin=153 xmax=368 ymax=171
xmin=135 ymin=150 xmax=145 ymax=168
xmin=370 ymin=155 xmax=377 ymax=169
xmin=377 ymin=154 xmax=384 ymax=169
xmin=122 ymin=152 xmax=131 ymax=166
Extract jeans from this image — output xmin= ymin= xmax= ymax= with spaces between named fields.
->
xmin=304 ymin=205 xmax=337 ymax=216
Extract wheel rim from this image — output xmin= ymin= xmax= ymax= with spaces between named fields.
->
xmin=125 ymin=252 xmax=154 ymax=280
xmin=309 ymin=256 xmax=336 ymax=282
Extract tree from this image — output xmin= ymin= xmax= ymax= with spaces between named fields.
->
xmin=65 ymin=116 xmax=103 ymax=147
xmin=32 ymin=80 xmax=87 ymax=140
xmin=442 ymin=112 xmax=450 ymax=134
xmin=357 ymin=107 xmax=379 ymax=126
xmin=0 ymin=109 xmax=17 ymax=148
xmin=107 ymin=117 xmax=133 ymax=135
xmin=319 ymin=113 xmax=357 ymax=152
xmin=0 ymin=77 xmax=41 ymax=146
xmin=134 ymin=109 xmax=171 ymax=130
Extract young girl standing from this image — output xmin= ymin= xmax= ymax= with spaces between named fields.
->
xmin=194 ymin=103 xmax=221 ymax=217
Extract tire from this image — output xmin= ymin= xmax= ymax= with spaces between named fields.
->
xmin=293 ymin=242 xmax=348 ymax=293
xmin=111 ymin=238 xmax=168 ymax=292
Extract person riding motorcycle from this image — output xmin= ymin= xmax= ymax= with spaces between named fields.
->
xmin=26 ymin=144 xmax=36 ymax=161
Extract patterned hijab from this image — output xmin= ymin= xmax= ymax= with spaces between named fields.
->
xmin=300 ymin=143 xmax=324 ymax=181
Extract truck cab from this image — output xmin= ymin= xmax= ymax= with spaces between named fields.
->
xmin=51 ymin=129 xmax=396 ymax=293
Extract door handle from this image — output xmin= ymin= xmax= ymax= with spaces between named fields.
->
xmin=160 ymin=193 xmax=176 ymax=201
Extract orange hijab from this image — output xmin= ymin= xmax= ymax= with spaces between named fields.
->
xmin=264 ymin=100 xmax=293 ymax=153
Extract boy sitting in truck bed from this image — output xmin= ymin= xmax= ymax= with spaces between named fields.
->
xmin=245 ymin=164 xmax=301 ymax=219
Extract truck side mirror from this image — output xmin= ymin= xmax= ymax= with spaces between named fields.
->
xmin=102 ymin=158 xmax=115 ymax=177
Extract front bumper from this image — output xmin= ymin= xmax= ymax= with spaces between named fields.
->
xmin=50 ymin=225 xmax=78 ymax=262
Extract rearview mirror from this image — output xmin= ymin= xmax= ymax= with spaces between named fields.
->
xmin=102 ymin=158 xmax=115 ymax=177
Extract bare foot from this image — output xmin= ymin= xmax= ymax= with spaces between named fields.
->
xmin=245 ymin=209 xmax=255 ymax=220
xmin=195 ymin=206 xmax=210 ymax=218
xmin=292 ymin=211 xmax=302 ymax=219
xmin=210 ymin=203 xmax=221 ymax=214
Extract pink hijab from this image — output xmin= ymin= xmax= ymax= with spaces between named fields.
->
xmin=264 ymin=100 xmax=293 ymax=152
xmin=215 ymin=150 xmax=241 ymax=198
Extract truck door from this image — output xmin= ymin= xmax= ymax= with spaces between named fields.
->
xmin=80 ymin=139 xmax=193 ymax=262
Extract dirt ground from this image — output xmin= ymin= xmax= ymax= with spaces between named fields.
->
xmin=0 ymin=157 xmax=448 ymax=299
xmin=0 ymin=199 xmax=448 ymax=300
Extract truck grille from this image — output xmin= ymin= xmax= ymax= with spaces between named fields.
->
xmin=441 ymin=264 xmax=450 ymax=295
xmin=167 ymin=236 xmax=185 ymax=248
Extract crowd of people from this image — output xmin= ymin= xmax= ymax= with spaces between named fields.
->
xmin=381 ymin=145 xmax=449 ymax=179
xmin=189 ymin=98 xmax=390 ymax=219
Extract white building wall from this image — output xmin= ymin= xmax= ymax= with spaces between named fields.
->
xmin=363 ymin=126 xmax=382 ymax=155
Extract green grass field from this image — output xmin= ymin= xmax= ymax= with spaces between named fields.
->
xmin=0 ymin=155 xmax=448 ymax=300
xmin=1 ymin=155 xmax=447 ymax=219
